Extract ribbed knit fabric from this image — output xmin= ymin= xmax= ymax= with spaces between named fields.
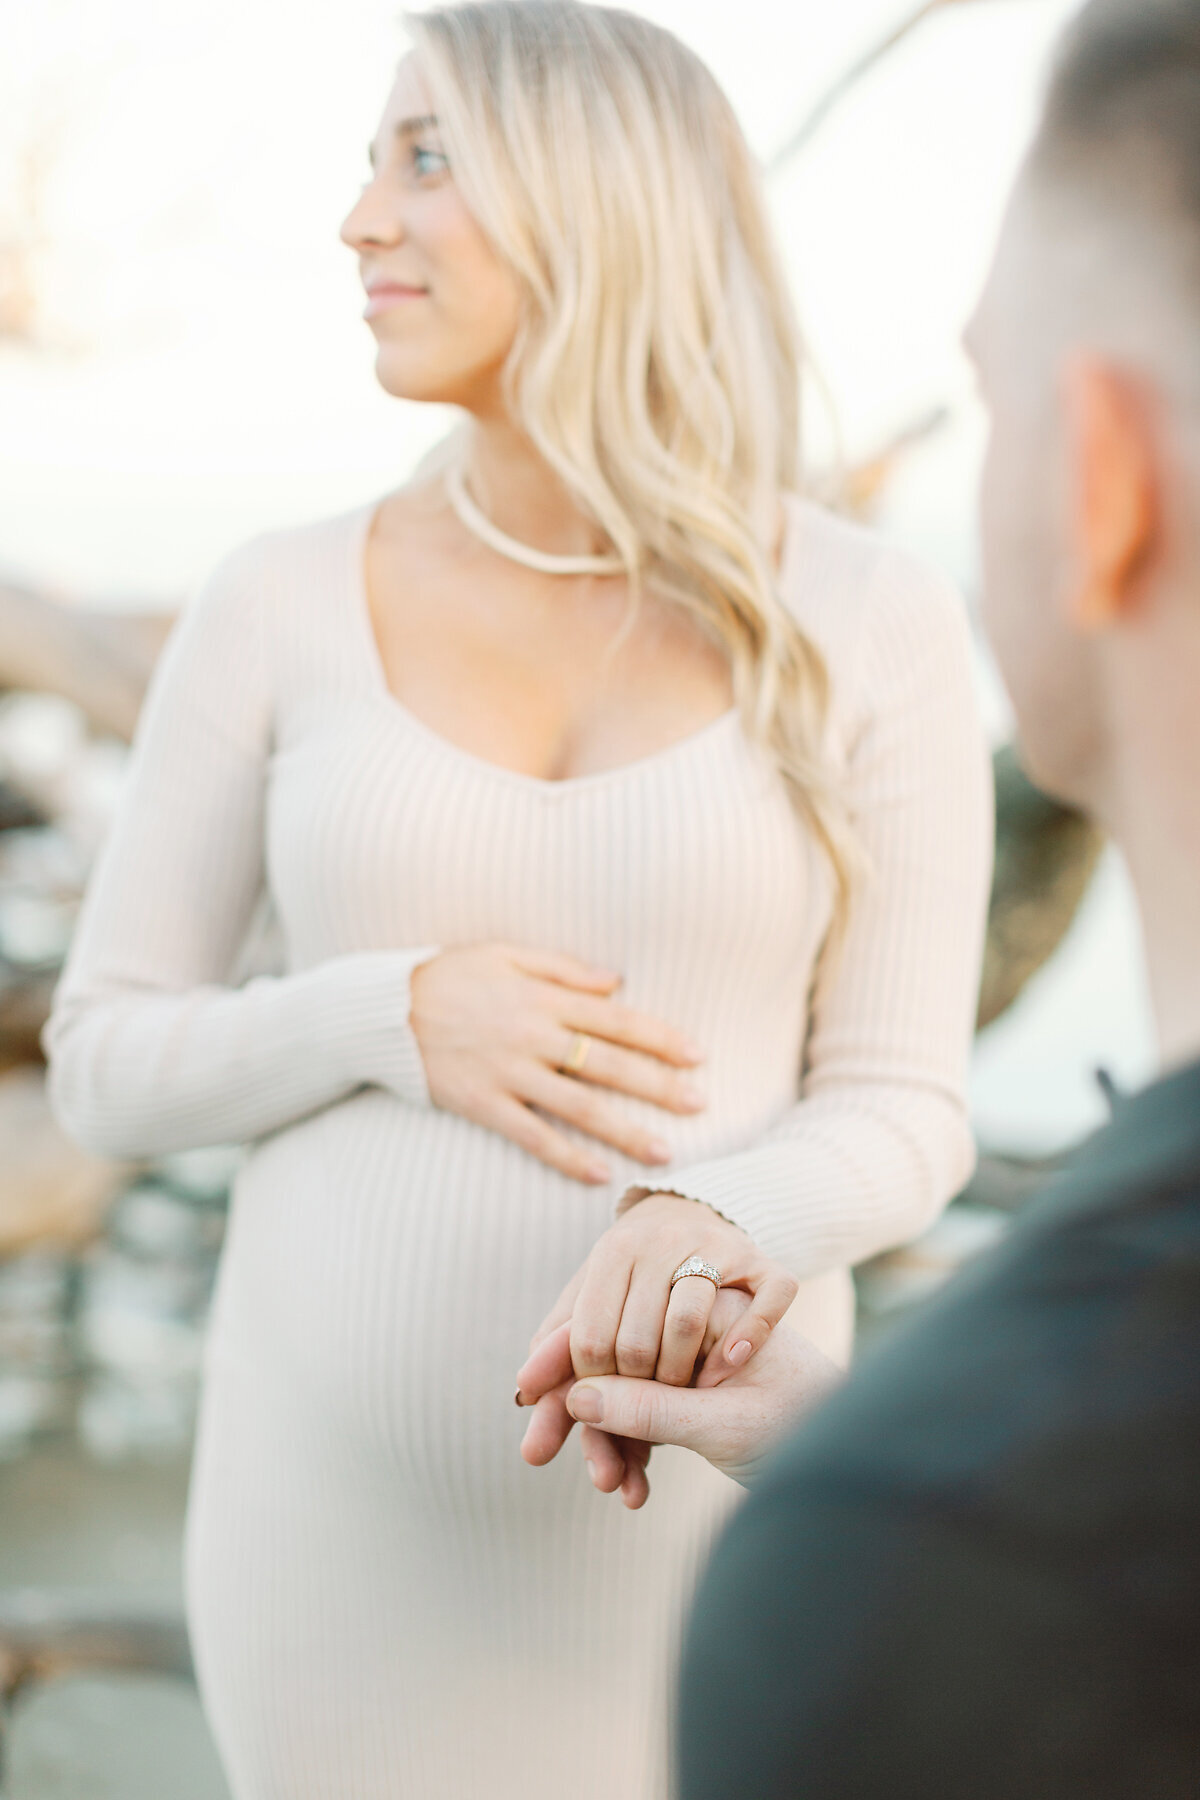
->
xmin=42 ymin=489 xmax=993 ymax=1800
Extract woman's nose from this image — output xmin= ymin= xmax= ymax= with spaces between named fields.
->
xmin=339 ymin=179 xmax=404 ymax=251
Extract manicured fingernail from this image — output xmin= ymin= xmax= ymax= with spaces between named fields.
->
xmin=585 ymin=1459 xmax=597 ymax=1485
xmin=647 ymin=1137 xmax=672 ymax=1162
xmin=587 ymin=1160 xmax=612 ymax=1183
xmin=727 ymin=1339 xmax=753 ymax=1367
xmin=514 ymin=1388 xmax=528 ymax=1407
xmin=569 ymin=1384 xmax=604 ymax=1424
xmin=680 ymin=1083 xmax=706 ymax=1109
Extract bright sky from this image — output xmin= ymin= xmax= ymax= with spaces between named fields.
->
xmin=0 ymin=0 xmax=1158 ymax=1148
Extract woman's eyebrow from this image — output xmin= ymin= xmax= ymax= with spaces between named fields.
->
xmin=367 ymin=116 xmax=441 ymax=168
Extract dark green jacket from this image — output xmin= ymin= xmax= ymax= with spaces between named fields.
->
xmin=680 ymin=1058 xmax=1200 ymax=1799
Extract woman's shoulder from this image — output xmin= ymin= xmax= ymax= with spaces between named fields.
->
xmin=778 ymin=492 xmax=965 ymax=645
xmin=777 ymin=492 xmax=977 ymax=736
xmin=199 ymin=500 xmax=371 ymax=594
xmin=202 ymin=473 xmax=449 ymax=601
xmin=178 ymin=501 xmax=376 ymax=662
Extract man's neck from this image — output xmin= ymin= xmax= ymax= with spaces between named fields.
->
xmin=1140 ymin=892 xmax=1200 ymax=1076
xmin=1109 ymin=703 xmax=1200 ymax=1078
xmin=1093 ymin=571 xmax=1200 ymax=1077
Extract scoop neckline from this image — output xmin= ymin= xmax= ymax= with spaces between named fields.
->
xmin=344 ymin=491 xmax=796 ymax=797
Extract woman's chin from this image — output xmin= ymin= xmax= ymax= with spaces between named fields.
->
xmin=368 ymin=340 xmax=508 ymax=414
xmin=370 ymin=354 xmax=454 ymax=406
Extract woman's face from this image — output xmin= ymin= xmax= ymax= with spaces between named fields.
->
xmin=340 ymin=54 xmax=523 ymax=414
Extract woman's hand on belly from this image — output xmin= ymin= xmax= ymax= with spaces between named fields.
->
xmin=523 ymin=1191 xmax=799 ymax=1393
xmin=408 ymin=942 xmax=708 ymax=1183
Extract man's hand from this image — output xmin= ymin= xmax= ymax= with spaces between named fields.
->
xmin=517 ymin=1288 xmax=844 ymax=1501
xmin=567 ymin=1320 xmax=842 ymax=1489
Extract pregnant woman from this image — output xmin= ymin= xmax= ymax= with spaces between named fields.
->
xmin=42 ymin=4 xmax=993 ymax=1795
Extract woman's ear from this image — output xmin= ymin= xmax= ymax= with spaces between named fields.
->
xmin=1060 ymin=353 xmax=1161 ymax=632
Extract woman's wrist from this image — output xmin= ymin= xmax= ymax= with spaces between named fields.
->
xmin=616 ymin=1183 xmax=733 ymax=1226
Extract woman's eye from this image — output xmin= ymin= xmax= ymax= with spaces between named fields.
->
xmin=412 ymin=145 xmax=449 ymax=179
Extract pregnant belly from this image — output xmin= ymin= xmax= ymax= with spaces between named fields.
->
xmin=204 ymin=1090 xmax=620 ymax=1461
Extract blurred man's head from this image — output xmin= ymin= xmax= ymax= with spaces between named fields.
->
xmin=967 ymin=0 xmax=1200 ymax=818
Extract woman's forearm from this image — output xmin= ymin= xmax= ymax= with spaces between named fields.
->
xmin=43 ymin=943 xmax=442 ymax=1159
xmin=622 ymin=1079 xmax=976 ymax=1278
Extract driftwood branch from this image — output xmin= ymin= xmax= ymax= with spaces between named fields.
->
xmin=768 ymin=0 xmax=1034 ymax=176
xmin=0 ymin=1591 xmax=192 ymax=1790
xmin=0 ymin=577 xmax=174 ymax=745
xmin=833 ymin=405 xmax=951 ymax=517
xmin=0 ymin=1591 xmax=192 ymax=1693
xmin=0 ymin=1066 xmax=132 ymax=1255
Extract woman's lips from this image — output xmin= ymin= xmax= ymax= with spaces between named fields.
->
xmin=363 ymin=285 xmax=428 ymax=318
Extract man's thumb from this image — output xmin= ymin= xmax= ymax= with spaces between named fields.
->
xmin=566 ymin=1376 xmax=706 ymax=1449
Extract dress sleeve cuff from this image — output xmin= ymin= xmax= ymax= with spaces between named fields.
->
xmin=307 ymin=944 xmax=443 ymax=1109
xmin=615 ymin=1180 xmax=742 ymax=1231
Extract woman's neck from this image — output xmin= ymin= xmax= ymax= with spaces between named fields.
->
xmin=459 ymin=418 xmax=613 ymax=561
xmin=457 ymin=414 xmax=790 ymax=575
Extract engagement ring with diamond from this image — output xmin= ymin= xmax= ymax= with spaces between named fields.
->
xmin=669 ymin=1255 xmax=723 ymax=1291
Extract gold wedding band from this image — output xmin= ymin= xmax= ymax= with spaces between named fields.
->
xmin=560 ymin=1030 xmax=591 ymax=1076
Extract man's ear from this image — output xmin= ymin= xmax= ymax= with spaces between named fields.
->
xmin=1061 ymin=354 xmax=1161 ymax=631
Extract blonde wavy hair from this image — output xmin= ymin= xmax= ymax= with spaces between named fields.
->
xmin=406 ymin=0 xmax=856 ymax=929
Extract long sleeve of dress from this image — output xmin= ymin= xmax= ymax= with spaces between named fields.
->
xmin=41 ymin=536 xmax=441 ymax=1160
xmin=626 ymin=551 xmax=994 ymax=1278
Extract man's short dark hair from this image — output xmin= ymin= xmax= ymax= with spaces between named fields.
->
xmin=1030 ymin=0 xmax=1200 ymax=271
xmin=1029 ymin=0 xmax=1194 ymax=262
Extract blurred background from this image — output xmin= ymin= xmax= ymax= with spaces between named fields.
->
xmin=0 ymin=0 xmax=1155 ymax=1792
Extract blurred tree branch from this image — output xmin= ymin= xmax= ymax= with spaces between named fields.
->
xmin=978 ymin=746 xmax=1105 ymax=1030
xmin=769 ymin=0 xmax=1037 ymax=176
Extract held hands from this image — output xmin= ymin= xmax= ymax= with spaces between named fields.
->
xmin=518 ymin=1290 xmax=843 ymax=1500
xmin=408 ymin=944 xmax=707 ymax=1183
xmin=516 ymin=1194 xmax=803 ymax=1504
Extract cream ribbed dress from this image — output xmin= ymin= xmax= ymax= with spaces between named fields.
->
xmin=42 ymin=489 xmax=993 ymax=1800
